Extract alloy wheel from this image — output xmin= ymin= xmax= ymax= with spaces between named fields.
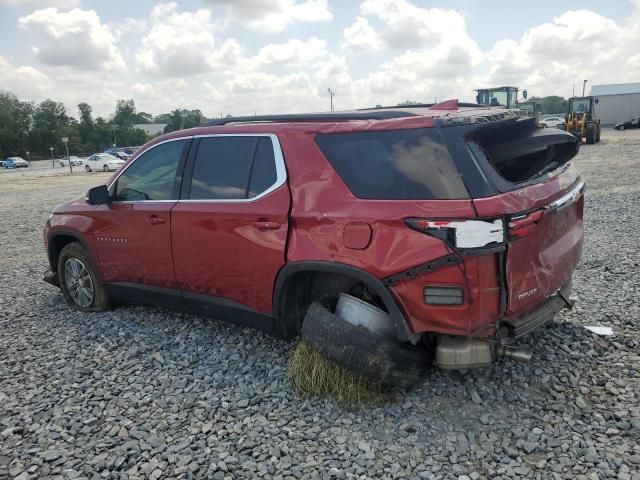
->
xmin=64 ymin=257 xmax=94 ymax=307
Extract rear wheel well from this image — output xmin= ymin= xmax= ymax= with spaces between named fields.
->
xmin=274 ymin=270 xmax=386 ymax=340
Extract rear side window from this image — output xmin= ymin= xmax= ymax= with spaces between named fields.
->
xmin=315 ymin=128 xmax=468 ymax=200
xmin=189 ymin=136 xmax=278 ymax=200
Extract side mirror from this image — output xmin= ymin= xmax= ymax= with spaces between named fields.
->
xmin=86 ymin=185 xmax=110 ymax=205
xmin=522 ymin=89 xmax=528 ymax=100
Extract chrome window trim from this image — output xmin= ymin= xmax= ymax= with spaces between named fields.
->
xmin=180 ymin=133 xmax=287 ymax=204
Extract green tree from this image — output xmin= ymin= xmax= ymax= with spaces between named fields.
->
xmin=113 ymin=99 xmax=137 ymax=128
xmin=398 ymin=100 xmax=420 ymax=106
xmin=29 ymin=99 xmax=69 ymax=156
xmin=153 ymin=113 xmax=172 ymax=124
xmin=539 ymin=96 xmax=568 ymax=115
xmin=77 ymin=102 xmax=94 ymax=146
xmin=0 ymin=91 xmax=33 ymax=158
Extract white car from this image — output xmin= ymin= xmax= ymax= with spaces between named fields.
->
xmin=85 ymin=153 xmax=126 ymax=173
xmin=539 ymin=116 xmax=565 ymax=128
xmin=60 ymin=156 xmax=83 ymax=167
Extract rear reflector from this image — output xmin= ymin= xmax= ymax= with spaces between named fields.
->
xmin=424 ymin=286 xmax=464 ymax=305
xmin=406 ymin=218 xmax=504 ymax=249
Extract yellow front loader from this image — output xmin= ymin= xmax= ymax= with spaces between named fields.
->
xmin=564 ymin=96 xmax=601 ymax=144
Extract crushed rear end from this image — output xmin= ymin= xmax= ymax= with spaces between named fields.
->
xmin=399 ymin=110 xmax=584 ymax=368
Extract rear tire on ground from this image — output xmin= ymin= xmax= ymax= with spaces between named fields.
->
xmin=300 ymin=300 xmax=431 ymax=388
xmin=58 ymin=242 xmax=109 ymax=312
xmin=586 ymin=123 xmax=596 ymax=144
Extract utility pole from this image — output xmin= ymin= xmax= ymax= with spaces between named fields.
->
xmin=50 ymin=147 xmax=54 ymax=167
xmin=62 ymin=137 xmax=72 ymax=174
xmin=113 ymin=126 xmax=117 ymax=148
xmin=327 ymin=88 xmax=335 ymax=112
xmin=26 ymin=151 xmax=31 ymax=167
xmin=582 ymin=79 xmax=588 ymax=97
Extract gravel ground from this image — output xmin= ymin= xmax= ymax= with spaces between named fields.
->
xmin=1 ymin=129 xmax=639 ymax=480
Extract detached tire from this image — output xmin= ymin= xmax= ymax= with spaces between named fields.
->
xmin=301 ymin=300 xmax=431 ymax=388
xmin=58 ymin=242 xmax=110 ymax=312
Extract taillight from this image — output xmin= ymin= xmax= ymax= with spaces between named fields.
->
xmin=508 ymin=210 xmax=544 ymax=239
xmin=405 ymin=218 xmax=504 ymax=250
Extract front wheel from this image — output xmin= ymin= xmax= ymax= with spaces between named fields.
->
xmin=60 ymin=162 xmax=64 ymax=168
xmin=620 ymin=125 xmax=625 ymax=131
xmin=103 ymin=165 xmax=110 ymax=172
xmin=85 ymin=165 xmax=91 ymax=173
xmin=58 ymin=242 xmax=109 ymax=311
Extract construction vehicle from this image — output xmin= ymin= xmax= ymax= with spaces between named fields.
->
xmin=475 ymin=86 xmax=522 ymax=110
xmin=564 ymin=96 xmax=601 ymax=144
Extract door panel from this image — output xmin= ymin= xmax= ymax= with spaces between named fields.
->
xmin=93 ymin=202 xmax=177 ymax=288
xmin=171 ymin=134 xmax=290 ymax=315
xmin=171 ymin=186 xmax=290 ymax=314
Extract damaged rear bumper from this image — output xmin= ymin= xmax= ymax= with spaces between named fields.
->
xmin=503 ymin=281 xmax=573 ymax=338
xmin=435 ymin=282 xmax=574 ymax=369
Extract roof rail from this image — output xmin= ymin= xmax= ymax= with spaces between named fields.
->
xmin=360 ymin=102 xmax=483 ymax=110
xmin=203 ymin=110 xmax=418 ymax=126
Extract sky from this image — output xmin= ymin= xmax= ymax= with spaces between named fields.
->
xmin=0 ymin=0 xmax=639 ymax=119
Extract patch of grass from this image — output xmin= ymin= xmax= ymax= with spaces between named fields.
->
xmin=287 ymin=341 xmax=391 ymax=407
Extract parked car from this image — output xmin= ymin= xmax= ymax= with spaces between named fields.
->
xmin=84 ymin=153 xmax=125 ymax=172
xmin=5 ymin=157 xmax=29 ymax=168
xmin=614 ymin=117 xmax=640 ymax=130
xmin=60 ymin=156 xmax=83 ymax=167
xmin=43 ymin=102 xmax=584 ymax=386
xmin=539 ymin=116 xmax=565 ymax=128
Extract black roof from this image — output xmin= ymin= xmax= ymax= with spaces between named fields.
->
xmin=203 ymin=110 xmax=418 ymax=126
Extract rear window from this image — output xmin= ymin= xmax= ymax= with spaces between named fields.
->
xmin=472 ymin=119 xmax=579 ymax=185
xmin=315 ymin=128 xmax=468 ymax=200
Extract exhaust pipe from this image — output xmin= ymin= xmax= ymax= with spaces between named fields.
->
xmin=497 ymin=345 xmax=533 ymax=363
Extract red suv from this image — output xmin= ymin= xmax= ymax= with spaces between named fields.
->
xmin=43 ymin=101 xmax=583 ymax=386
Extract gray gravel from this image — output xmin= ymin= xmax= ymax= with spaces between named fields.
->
xmin=1 ymin=129 xmax=639 ymax=480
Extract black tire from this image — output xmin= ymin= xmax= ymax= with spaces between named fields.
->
xmin=585 ymin=123 xmax=596 ymax=144
xmin=596 ymin=124 xmax=601 ymax=142
xmin=85 ymin=165 xmax=91 ymax=173
xmin=619 ymin=125 xmax=625 ymax=131
xmin=301 ymin=300 xmax=431 ymax=388
xmin=103 ymin=164 xmax=109 ymax=172
xmin=58 ymin=242 xmax=109 ymax=312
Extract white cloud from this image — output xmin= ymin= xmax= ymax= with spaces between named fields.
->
xmin=484 ymin=6 xmax=640 ymax=97
xmin=0 ymin=56 xmax=52 ymax=99
xmin=255 ymin=38 xmax=327 ymax=66
xmin=361 ymin=0 xmax=468 ymax=50
xmin=206 ymin=0 xmax=332 ymax=33
xmin=0 ymin=0 xmax=79 ymax=7
xmin=135 ymin=2 xmax=237 ymax=77
xmin=18 ymin=7 xmax=124 ymax=70
xmin=342 ymin=17 xmax=381 ymax=52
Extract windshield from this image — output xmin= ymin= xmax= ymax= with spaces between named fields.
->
xmin=570 ymin=98 xmax=590 ymax=113
xmin=477 ymin=90 xmax=508 ymax=108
